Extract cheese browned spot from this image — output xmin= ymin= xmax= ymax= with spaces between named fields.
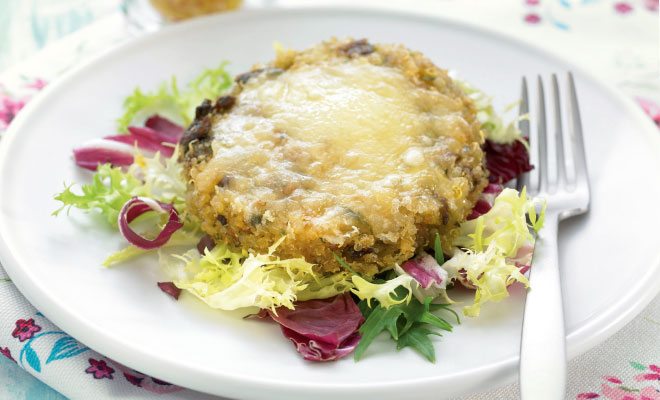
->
xmin=181 ymin=38 xmax=488 ymax=276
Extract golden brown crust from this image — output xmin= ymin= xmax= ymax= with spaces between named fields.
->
xmin=181 ymin=38 xmax=488 ymax=276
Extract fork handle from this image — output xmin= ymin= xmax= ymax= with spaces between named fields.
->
xmin=519 ymin=215 xmax=566 ymax=400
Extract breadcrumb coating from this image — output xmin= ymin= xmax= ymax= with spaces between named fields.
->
xmin=180 ymin=38 xmax=488 ymax=276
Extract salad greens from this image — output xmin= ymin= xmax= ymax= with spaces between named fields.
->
xmin=444 ymin=244 xmax=529 ymax=317
xmin=53 ymin=148 xmax=191 ymax=226
xmin=53 ymin=163 xmax=144 ymax=225
xmin=355 ymin=292 xmax=459 ymax=363
xmin=455 ymin=187 xmax=544 ymax=257
xmin=54 ymin=60 xmax=543 ymax=363
xmin=433 ymin=233 xmax=445 ymax=264
xmin=103 ymin=229 xmax=200 ymax=267
xmin=453 ymin=76 xmax=527 ymax=144
xmin=447 ymin=188 xmax=544 ymax=317
xmin=117 ymin=63 xmax=232 ymax=132
xmin=159 ymin=237 xmax=350 ymax=312
xmin=351 ymin=274 xmax=414 ymax=309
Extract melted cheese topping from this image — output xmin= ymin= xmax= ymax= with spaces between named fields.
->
xmin=253 ymin=62 xmax=425 ymax=173
xmin=185 ymin=39 xmax=488 ymax=276
xmin=194 ymin=59 xmax=475 ymax=247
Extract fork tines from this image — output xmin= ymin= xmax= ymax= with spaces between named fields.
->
xmin=516 ymin=73 xmax=590 ymax=208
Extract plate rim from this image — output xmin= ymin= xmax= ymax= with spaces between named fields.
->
xmin=1 ymin=6 xmax=659 ymax=399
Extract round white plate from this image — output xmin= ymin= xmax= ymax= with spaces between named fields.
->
xmin=1 ymin=8 xmax=659 ymax=400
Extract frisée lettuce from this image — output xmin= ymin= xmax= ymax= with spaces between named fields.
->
xmin=446 ymin=188 xmax=545 ymax=317
xmin=160 ymin=238 xmax=350 ymax=312
xmin=117 ymin=63 xmax=232 ymax=132
xmin=351 ymin=274 xmax=415 ymax=309
xmin=453 ymin=76 xmax=527 ymax=144
xmin=53 ymin=148 xmax=191 ymax=228
xmin=444 ymin=243 xmax=529 ymax=317
xmin=53 ymin=163 xmax=144 ymax=225
xmin=454 ymin=187 xmax=544 ymax=257
xmin=52 ymin=55 xmax=546 ymax=364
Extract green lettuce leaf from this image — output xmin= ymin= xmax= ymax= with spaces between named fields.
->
xmin=454 ymin=187 xmax=543 ymax=258
xmin=443 ymin=243 xmax=529 ymax=317
xmin=103 ymin=229 xmax=201 ymax=267
xmin=351 ymin=274 xmax=414 ymax=309
xmin=454 ymin=76 xmax=526 ymax=144
xmin=160 ymin=238 xmax=350 ymax=311
xmin=116 ymin=63 xmax=232 ymax=132
xmin=446 ymin=187 xmax=543 ymax=316
xmin=296 ymin=271 xmax=353 ymax=302
xmin=53 ymin=163 xmax=145 ymax=225
xmin=53 ymin=148 xmax=191 ymax=229
xmin=355 ymin=294 xmax=458 ymax=362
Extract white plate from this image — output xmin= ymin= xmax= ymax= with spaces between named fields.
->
xmin=1 ymin=8 xmax=659 ymax=400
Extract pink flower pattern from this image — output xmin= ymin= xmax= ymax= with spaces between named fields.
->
xmin=635 ymin=373 xmax=660 ymax=382
xmin=85 ymin=358 xmax=115 ymax=379
xmin=24 ymin=78 xmax=47 ymax=90
xmin=0 ymin=96 xmax=26 ymax=129
xmin=521 ymin=0 xmax=656 ymax=29
xmin=645 ymin=0 xmax=659 ymax=11
xmin=11 ymin=318 xmax=42 ymax=342
xmin=0 ymin=78 xmax=46 ymax=130
xmin=0 ymin=346 xmax=15 ymax=362
xmin=577 ymin=363 xmax=660 ymax=400
xmin=113 ymin=361 xmax=183 ymax=393
xmin=614 ymin=2 xmax=634 ymax=14
xmin=637 ymin=98 xmax=660 ymax=128
xmin=578 ymin=393 xmax=601 ymax=399
xmin=524 ymin=13 xmax=542 ymax=24
xmin=607 ymin=376 xmax=625 ymax=384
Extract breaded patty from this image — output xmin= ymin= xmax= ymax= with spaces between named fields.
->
xmin=180 ymin=38 xmax=488 ymax=276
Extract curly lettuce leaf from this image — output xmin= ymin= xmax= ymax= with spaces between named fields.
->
xmin=117 ymin=81 xmax=181 ymax=134
xmin=351 ymin=274 xmax=414 ymax=309
xmin=454 ymin=187 xmax=543 ymax=258
xmin=117 ymin=63 xmax=232 ymax=132
xmin=296 ymin=272 xmax=353 ymax=302
xmin=53 ymin=163 xmax=144 ymax=225
xmin=133 ymin=149 xmax=188 ymax=215
xmin=454 ymin=76 xmax=526 ymax=144
xmin=54 ymin=148 xmax=190 ymax=229
xmin=443 ymin=244 xmax=529 ymax=317
xmin=103 ymin=229 xmax=200 ymax=267
xmin=446 ymin=187 xmax=543 ymax=316
xmin=161 ymin=239 xmax=341 ymax=311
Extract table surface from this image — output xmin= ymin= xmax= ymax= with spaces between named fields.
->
xmin=0 ymin=0 xmax=658 ymax=399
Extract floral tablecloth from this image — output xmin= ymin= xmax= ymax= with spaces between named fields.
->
xmin=0 ymin=0 xmax=658 ymax=399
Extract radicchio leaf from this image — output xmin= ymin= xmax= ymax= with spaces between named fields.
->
xmin=145 ymin=115 xmax=184 ymax=141
xmin=401 ymin=252 xmax=447 ymax=289
xmin=104 ymin=132 xmax=169 ymax=156
xmin=157 ymin=282 xmax=182 ymax=300
xmin=468 ymin=183 xmax=504 ymax=220
xmin=118 ymin=197 xmax=183 ymax=250
xmin=74 ymin=115 xmax=183 ymax=171
xmin=106 ymin=126 xmax=176 ymax=157
xmin=196 ymin=235 xmax=216 ymax=254
xmin=484 ymin=138 xmax=532 ymax=184
xmin=509 ymin=243 xmax=535 ymax=276
xmin=259 ymin=293 xmax=363 ymax=362
xmin=73 ymin=140 xmax=135 ymax=171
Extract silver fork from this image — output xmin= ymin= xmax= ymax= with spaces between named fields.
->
xmin=517 ymin=73 xmax=590 ymax=400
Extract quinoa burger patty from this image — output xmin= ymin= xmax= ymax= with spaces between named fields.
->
xmin=180 ymin=38 xmax=488 ymax=276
